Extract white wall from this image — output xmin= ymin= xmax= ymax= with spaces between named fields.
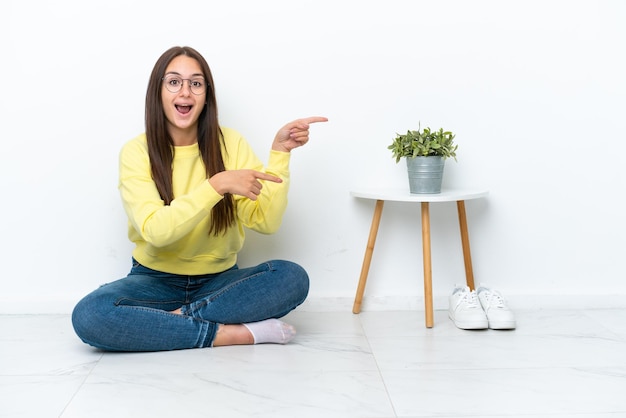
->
xmin=2 ymin=0 xmax=625 ymax=314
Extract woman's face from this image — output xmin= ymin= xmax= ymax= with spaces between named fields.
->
xmin=161 ymin=55 xmax=207 ymax=144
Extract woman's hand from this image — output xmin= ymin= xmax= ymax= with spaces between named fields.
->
xmin=272 ymin=116 xmax=328 ymax=153
xmin=209 ymin=170 xmax=283 ymax=201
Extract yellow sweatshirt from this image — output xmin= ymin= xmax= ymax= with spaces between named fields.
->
xmin=118 ymin=127 xmax=290 ymax=275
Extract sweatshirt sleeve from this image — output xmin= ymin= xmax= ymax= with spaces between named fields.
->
xmin=118 ymin=136 xmax=224 ymax=247
xmin=226 ymin=130 xmax=291 ymax=234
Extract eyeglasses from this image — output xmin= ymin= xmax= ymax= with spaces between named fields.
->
xmin=162 ymin=75 xmax=207 ymax=95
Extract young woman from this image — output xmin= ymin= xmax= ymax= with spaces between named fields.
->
xmin=72 ymin=46 xmax=327 ymax=351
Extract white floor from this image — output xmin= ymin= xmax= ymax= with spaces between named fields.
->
xmin=1 ymin=308 xmax=626 ymax=418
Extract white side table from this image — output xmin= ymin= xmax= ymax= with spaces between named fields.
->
xmin=351 ymin=188 xmax=489 ymax=327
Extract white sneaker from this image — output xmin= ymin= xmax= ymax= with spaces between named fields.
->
xmin=476 ymin=284 xmax=516 ymax=330
xmin=448 ymin=285 xmax=488 ymax=330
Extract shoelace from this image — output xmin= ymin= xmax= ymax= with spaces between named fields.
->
xmin=481 ymin=290 xmax=506 ymax=309
xmin=458 ymin=289 xmax=481 ymax=308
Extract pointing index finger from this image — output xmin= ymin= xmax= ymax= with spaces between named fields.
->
xmin=256 ymin=171 xmax=283 ymax=183
xmin=301 ymin=116 xmax=328 ymax=125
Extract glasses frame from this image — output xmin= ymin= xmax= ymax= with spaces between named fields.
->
xmin=161 ymin=75 xmax=207 ymax=95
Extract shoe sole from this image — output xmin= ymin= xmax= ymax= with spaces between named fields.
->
xmin=489 ymin=321 xmax=516 ymax=330
xmin=449 ymin=313 xmax=488 ymax=330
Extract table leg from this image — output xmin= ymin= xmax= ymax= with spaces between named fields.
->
xmin=421 ymin=202 xmax=434 ymax=328
xmin=456 ymin=200 xmax=476 ymax=290
xmin=353 ymin=199 xmax=384 ymax=314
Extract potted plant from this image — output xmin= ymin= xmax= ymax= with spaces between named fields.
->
xmin=388 ymin=123 xmax=457 ymax=194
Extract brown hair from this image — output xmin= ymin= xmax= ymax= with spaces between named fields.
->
xmin=145 ymin=46 xmax=235 ymax=235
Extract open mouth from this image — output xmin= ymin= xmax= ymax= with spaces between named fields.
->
xmin=175 ymin=105 xmax=192 ymax=115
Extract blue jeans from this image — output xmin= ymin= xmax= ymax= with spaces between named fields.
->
xmin=71 ymin=259 xmax=309 ymax=352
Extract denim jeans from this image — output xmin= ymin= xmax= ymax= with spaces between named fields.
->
xmin=71 ymin=259 xmax=309 ymax=352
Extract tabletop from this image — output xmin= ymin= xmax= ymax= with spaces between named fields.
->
xmin=350 ymin=188 xmax=489 ymax=203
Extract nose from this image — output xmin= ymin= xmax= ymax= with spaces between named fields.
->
xmin=179 ymin=79 xmax=192 ymax=95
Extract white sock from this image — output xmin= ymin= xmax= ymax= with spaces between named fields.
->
xmin=242 ymin=319 xmax=296 ymax=344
